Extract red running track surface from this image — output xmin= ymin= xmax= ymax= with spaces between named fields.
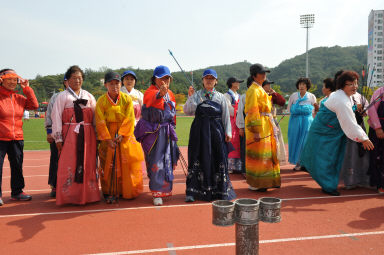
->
xmin=0 ymin=148 xmax=383 ymax=254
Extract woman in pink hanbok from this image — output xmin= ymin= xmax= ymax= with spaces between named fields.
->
xmin=52 ymin=65 xmax=100 ymax=205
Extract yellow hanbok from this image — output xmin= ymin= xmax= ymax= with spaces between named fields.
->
xmin=96 ymin=92 xmax=144 ymax=199
xmin=245 ymin=82 xmax=280 ymax=188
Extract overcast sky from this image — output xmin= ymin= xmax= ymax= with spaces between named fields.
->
xmin=1 ymin=0 xmax=383 ymax=79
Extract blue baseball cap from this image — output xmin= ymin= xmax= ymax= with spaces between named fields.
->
xmin=202 ymin=69 xmax=218 ymax=79
xmin=153 ymin=65 xmax=172 ymax=78
xmin=121 ymin=70 xmax=137 ymax=81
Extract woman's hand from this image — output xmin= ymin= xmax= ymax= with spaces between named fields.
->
xmin=253 ymin=133 xmax=261 ymax=142
xmin=314 ymin=102 xmax=319 ymax=112
xmin=107 ymin=139 xmax=116 ymax=148
xmin=188 ymin=86 xmax=195 ymax=97
xmin=239 ymin=128 xmax=245 ymax=137
xmin=113 ymin=135 xmax=123 ymax=144
xmin=19 ymin=79 xmax=29 ymax=89
xmin=225 ymin=135 xmax=231 ymax=143
xmin=46 ymin=134 xmax=54 ymax=143
xmin=158 ymin=83 xmax=168 ymax=97
xmin=56 ymin=142 xmax=63 ymax=154
xmin=362 ymin=139 xmax=374 ymax=150
xmin=375 ymin=128 xmax=384 ymax=139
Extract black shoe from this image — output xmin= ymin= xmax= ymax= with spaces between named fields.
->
xmin=11 ymin=192 xmax=32 ymax=201
xmin=273 ymin=186 xmax=281 ymax=189
xmin=322 ymin=189 xmax=340 ymax=196
xmin=300 ymin=166 xmax=308 ymax=172
xmin=50 ymin=188 xmax=56 ymax=198
xmin=256 ymin=188 xmax=268 ymax=192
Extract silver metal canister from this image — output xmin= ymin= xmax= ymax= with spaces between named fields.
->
xmin=212 ymin=200 xmax=235 ymax=226
xmin=234 ymin=198 xmax=259 ymax=225
xmin=259 ymin=197 xmax=282 ymax=223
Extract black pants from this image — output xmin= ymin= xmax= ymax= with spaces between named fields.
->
xmin=48 ymin=141 xmax=59 ymax=188
xmin=0 ymin=140 xmax=25 ymax=197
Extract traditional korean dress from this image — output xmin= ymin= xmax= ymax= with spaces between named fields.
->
xmin=300 ymin=90 xmax=368 ymax=193
xmin=96 ymin=92 xmax=144 ymax=199
xmin=270 ymin=92 xmax=286 ymax=163
xmin=183 ymin=89 xmax=236 ymax=201
xmin=287 ymin=92 xmax=317 ymax=164
xmin=367 ymin=86 xmax=384 ymax=190
xmin=236 ymin=94 xmax=246 ymax=174
xmin=339 ymin=92 xmax=370 ymax=188
xmin=52 ymin=88 xmax=100 ymax=205
xmin=121 ymin=87 xmax=143 ymax=124
xmin=134 ymin=85 xmax=179 ymax=198
xmin=224 ymin=90 xmax=242 ymax=172
xmin=245 ymin=82 xmax=280 ymax=189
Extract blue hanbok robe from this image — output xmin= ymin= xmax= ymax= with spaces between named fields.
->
xmin=300 ymin=102 xmax=346 ymax=192
xmin=288 ymin=93 xmax=314 ymax=164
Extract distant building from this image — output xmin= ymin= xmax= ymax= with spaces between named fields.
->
xmin=368 ymin=10 xmax=384 ymax=87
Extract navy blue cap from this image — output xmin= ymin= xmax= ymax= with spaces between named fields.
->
xmin=153 ymin=65 xmax=172 ymax=78
xmin=202 ymin=69 xmax=218 ymax=79
xmin=262 ymin=79 xmax=274 ymax=86
xmin=121 ymin=70 xmax=137 ymax=81
xmin=104 ymin=71 xmax=121 ymax=84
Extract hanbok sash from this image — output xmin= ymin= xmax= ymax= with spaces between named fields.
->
xmin=290 ymin=93 xmax=314 ymax=116
xmin=73 ymin=98 xmax=88 ymax=183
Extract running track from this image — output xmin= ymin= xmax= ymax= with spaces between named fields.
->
xmin=0 ymin=148 xmax=383 ymax=254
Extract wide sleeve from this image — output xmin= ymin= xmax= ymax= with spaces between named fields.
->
xmin=143 ymin=85 xmax=164 ymax=110
xmin=22 ymin=86 xmax=39 ymax=110
xmin=236 ymin=95 xmax=245 ymax=129
xmin=95 ymin=96 xmax=112 ymax=140
xmin=329 ymin=98 xmax=368 ymax=142
xmin=287 ymin=93 xmax=295 ymax=113
xmin=220 ymin=95 xmax=232 ymax=137
xmin=223 ymin=93 xmax=234 ymax=117
xmin=310 ymin=93 xmax=317 ymax=105
xmin=138 ymin=90 xmax=144 ymax=107
xmin=271 ymin=92 xmax=286 ymax=107
xmin=51 ymin=93 xmax=65 ymax=143
xmin=368 ymin=88 xmax=384 ymax=130
xmin=245 ymin=86 xmax=262 ymax=133
xmin=44 ymin=94 xmax=57 ymax=133
xmin=183 ymin=92 xmax=199 ymax=116
xmin=118 ymin=95 xmax=135 ymax=137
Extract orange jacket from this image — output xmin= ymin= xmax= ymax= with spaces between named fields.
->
xmin=0 ymin=86 xmax=39 ymax=141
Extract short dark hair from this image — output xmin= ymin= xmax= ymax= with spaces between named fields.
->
xmin=0 ymin=68 xmax=13 ymax=74
xmin=246 ymin=77 xmax=253 ymax=88
xmin=64 ymin=65 xmax=84 ymax=80
xmin=295 ymin=77 xmax=311 ymax=90
xmin=336 ymin=71 xmax=359 ymax=90
xmin=323 ymin=78 xmax=335 ymax=92
xmin=0 ymin=68 xmax=15 ymax=85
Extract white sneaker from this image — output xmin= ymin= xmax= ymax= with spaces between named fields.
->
xmin=153 ymin=197 xmax=163 ymax=206
xmin=248 ymin=185 xmax=258 ymax=191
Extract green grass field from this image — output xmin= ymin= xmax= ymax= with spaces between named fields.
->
xmin=22 ymin=116 xmax=290 ymax=150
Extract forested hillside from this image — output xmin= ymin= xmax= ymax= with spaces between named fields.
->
xmin=28 ymin=45 xmax=367 ymax=102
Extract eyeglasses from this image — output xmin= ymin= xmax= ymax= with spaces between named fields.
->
xmin=345 ymin=82 xmax=358 ymax=87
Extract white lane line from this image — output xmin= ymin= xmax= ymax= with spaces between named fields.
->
xmin=3 ymin=175 xmax=49 ymax=179
xmin=87 ymin=231 xmax=384 ymax=255
xmin=0 ymin=193 xmax=380 ymax=218
xmin=2 ymin=165 xmax=48 ymax=169
xmin=23 ymin=158 xmax=50 ymax=160
xmin=0 ymin=203 xmax=209 ymax=218
xmin=0 ymin=176 xmax=314 ymax=192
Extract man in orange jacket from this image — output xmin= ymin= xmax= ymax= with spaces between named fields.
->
xmin=0 ymin=69 xmax=39 ymax=205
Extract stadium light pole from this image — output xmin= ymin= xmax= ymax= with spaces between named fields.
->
xmin=300 ymin=14 xmax=315 ymax=78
